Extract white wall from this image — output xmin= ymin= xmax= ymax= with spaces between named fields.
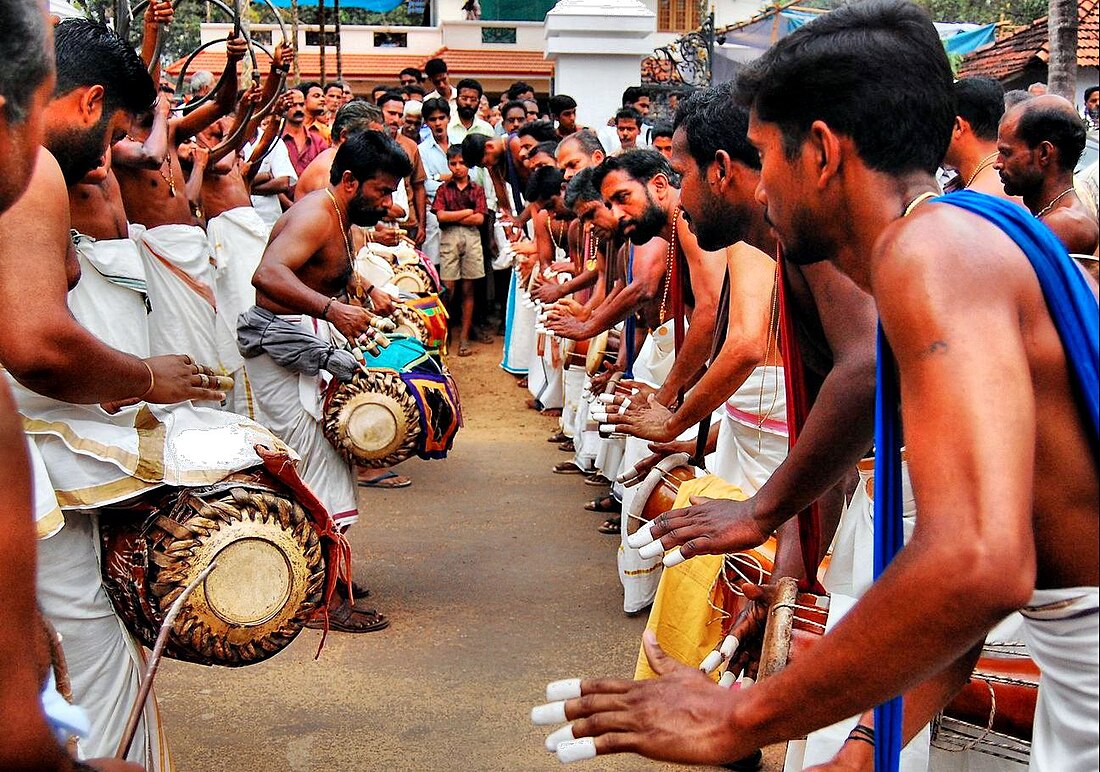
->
xmin=441 ymin=20 xmax=546 ymax=49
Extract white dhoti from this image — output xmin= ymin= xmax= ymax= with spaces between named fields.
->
xmin=68 ymin=232 xmax=150 ymax=358
xmin=616 ymin=322 xmax=680 ymax=613
xmin=572 ymin=381 xmax=600 ymax=474
xmin=712 ymin=366 xmax=788 ymax=494
xmin=786 ymin=458 xmax=927 ymax=771
xmin=207 ymin=206 xmax=271 ymax=418
xmin=561 ymin=365 xmax=586 ymax=439
xmin=528 ymin=334 xmax=564 ymax=410
xmin=242 ymin=314 xmax=359 ymax=528
xmin=36 ymin=511 xmax=172 ymax=770
xmin=1019 ymin=588 xmax=1099 ymax=772
xmin=501 ymin=270 xmax=533 ymax=375
xmin=134 ymin=223 xmax=231 ymax=409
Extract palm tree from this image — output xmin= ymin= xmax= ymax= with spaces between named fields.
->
xmin=1047 ymin=0 xmax=1077 ymax=100
xmin=319 ymin=0 xmax=327 ymax=85
xmin=290 ymin=0 xmax=300 ymax=82
xmin=334 ymin=0 xmax=342 ymax=81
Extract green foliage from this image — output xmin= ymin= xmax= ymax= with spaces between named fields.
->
xmin=781 ymin=0 xmax=1046 ymax=24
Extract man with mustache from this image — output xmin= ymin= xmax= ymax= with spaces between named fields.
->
xmin=240 ymin=130 xmax=413 ymax=633
xmin=447 ymin=78 xmax=493 ymax=144
xmin=281 ymin=86 xmax=331 ymax=177
xmin=538 ymin=2 xmax=1097 ymax=767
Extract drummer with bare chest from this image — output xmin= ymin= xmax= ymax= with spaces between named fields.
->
xmin=240 ymin=130 xmax=412 ymax=633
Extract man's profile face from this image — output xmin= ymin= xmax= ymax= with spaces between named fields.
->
xmin=425 ymin=109 xmax=449 ymax=141
xmin=616 ymin=119 xmax=640 ymax=148
xmin=632 ymin=96 xmax=651 ymax=116
xmin=347 ymin=172 xmax=399 ymax=226
xmin=557 ymin=108 xmax=577 ymax=132
xmin=0 ymin=66 xmax=54 ymax=212
xmin=1087 ymin=91 xmax=1100 ymax=114
xmin=556 ymin=140 xmax=601 ymax=181
xmin=50 ymin=105 xmax=132 ymax=186
xmin=995 ymin=116 xmax=1042 ymax=197
xmin=652 ymin=135 xmax=672 ymax=159
xmin=747 ymin=113 xmax=826 ymax=265
xmin=575 ymin=199 xmax=618 ymax=239
xmin=503 ymin=106 xmax=526 ymax=134
xmin=305 ymin=86 xmax=325 ymax=116
xmin=380 ymin=99 xmax=403 ymax=138
xmin=517 ymin=134 xmax=539 ymax=163
xmin=600 ymin=168 xmax=667 ymax=244
xmin=671 ymin=127 xmax=748 ymax=251
xmin=482 ymin=138 xmax=504 ymax=166
xmin=286 ymin=90 xmax=306 ymax=125
xmin=324 ymin=86 xmax=342 ymax=113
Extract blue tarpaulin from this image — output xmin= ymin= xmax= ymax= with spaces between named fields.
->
xmin=941 ymin=23 xmax=997 ymax=56
xmin=267 ymin=0 xmax=404 ymax=9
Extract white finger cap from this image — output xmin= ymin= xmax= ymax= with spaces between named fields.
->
xmin=590 ymin=409 xmax=608 ymax=422
xmin=546 ymin=678 xmax=583 ymax=701
xmin=740 ymin=676 xmax=755 ymax=688
xmin=620 ymin=397 xmax=631 ymax=412
xmin=718 ymin=671 xmax=737 ymax=688
xmin=598 ymin=424 xmax=615 ymax=434
xmin=597 ymin=393 xmax=616 ymax=404
xmin=626 ymin=521 xmax=656 ymax=549
xmin=557 ymin=738 xmax=597 ymax=764
xmin=663 ymin=547 xmax=686 ymax=568
xmin=531 ymin=701 xmax=568 ymax=726
xmin=719 ymin=635 xmax=739 ymax=659
xmin=637 ymin=540 xmax=665 ymax=561
xmin=699 ymin=650 xmax=724 ymax=674
xmin=544 ymin=724 xmax=575 ymax=752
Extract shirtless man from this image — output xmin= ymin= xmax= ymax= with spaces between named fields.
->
xmin=944 ymin=77 xmax=1022 ymax=201
xmin=996 ymin=94 xmax=1099 ymax=262
xmin=242 ymin=130 xmax=413 ymax=631
xmin=545 ymin=3 xmax=1098 ymax=767
xmin=294 ymin=98 xmax=382 ymax=199
xmin=1 ymin=17 xmax=224 ymax=769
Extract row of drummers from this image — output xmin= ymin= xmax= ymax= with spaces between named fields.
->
xmin=493 ymin=156 xmax=1039 ymax=767
xmin=21 ymin=186 xmax=460 ymax=768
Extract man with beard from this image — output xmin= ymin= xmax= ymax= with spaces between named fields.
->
xmin=378 ymin=90 xmax=427 ymax=246
xmin=1 ymin=17 xmax=226 ymax=769
xmin=240 ymin=130 xmax=413 ymax=632
xmin=281 ymin=86 xmax=331 ymax=177
xmin=448 ymin=78 xmax=493 ymax=144
xmin=943 ymin=77 xmax=1020 ymax=201
xmin=997 ymin=95 xmax=1099 ymax=260
xmin=538 ymin=2 xmax=1098 ymax=769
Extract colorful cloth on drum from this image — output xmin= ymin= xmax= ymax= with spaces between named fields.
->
xmin=360 ymin=335 xmax=431 ymax=372
xmin=406 ymin=293 xmax=450 ymax=353
xmin=400 ymin=368 xmax=463 ymax=459
xmin=873 ymin=191 xmax=1100 ymax=772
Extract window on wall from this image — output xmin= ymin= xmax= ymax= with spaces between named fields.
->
xmin=482 ymin=26 xmax=517 ymax=44
xmin=305 ymin=30 xmax=338 ymax=46
xmin=657 ymin=0 xmax=701 ymax=33
xmin=374 ymin=31 xmax=408 ymax=47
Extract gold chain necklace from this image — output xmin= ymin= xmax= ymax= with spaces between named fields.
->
xmin=1035 ymin=187 xmax=1076 ymax=219
xmin=658 ymin=205 xmax=682 ymax=325
xmin=326 ymin=189 xmax=360 ymax=297
xmin=547 ymin=216 xmax=564 ymax=254
xmin=903 ymin=191 xmax=937 ymax=218
xmin=587 ymin=229 xmax=600 ymax=271
xmin=962 ymin=151 xmax=999 ymax=189
xmin=127 ymin=131 xmax=176 ymax=197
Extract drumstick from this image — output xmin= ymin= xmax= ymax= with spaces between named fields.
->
xmin=115 ymin=561 xmax=217 ymax=760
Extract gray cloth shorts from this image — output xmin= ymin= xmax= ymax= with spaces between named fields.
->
xmin=438 ymin=225 xmax=485 ymax=281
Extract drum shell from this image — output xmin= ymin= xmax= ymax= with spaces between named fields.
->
xmin=99 ymin=472 xmax=325 ymax=667
xmin=943 ymin=655 xmax=1039 ymax=742
xmin=584 ymin=329 xmax=621 ymax=377
xmin=323 ymin=369 xmax=422 ymax=468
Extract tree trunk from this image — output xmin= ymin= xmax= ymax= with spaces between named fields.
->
xmin=319 ymin=0 xmax=327 ymax=85
xmin=1047 ymin=0 xmax=1077 ymax=100
xmin=291 ymin=0 xmax=300 ymax=82
xmin=334 ymin=0 xmax=342 ymax=80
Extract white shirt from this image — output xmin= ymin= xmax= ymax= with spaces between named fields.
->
xmin=245 ymin=139 xmax=297 ymax=228
xmin=447 ymin=116 xmax=495 ymax=146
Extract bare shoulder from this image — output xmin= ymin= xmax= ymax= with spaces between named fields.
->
xmin=269 ymin=191 xmax=329 ymax=243
xmin=1043 ymin=205 xmax=1099 ymax=255
xmin=0 ymin=148 xmax=68 ymax=245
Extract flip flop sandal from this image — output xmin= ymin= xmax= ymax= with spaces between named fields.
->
xmin=334 ymin=580 xmax=372 ymax=601
xmin=547 ymin=432 xmax=568 ymax=443
xmin=306 ymin=601 xmax=390 ymax=633
xmin=557 ymin=440 xmax=575 ymax=452
xmin=552 ymin=461 xmax=585 ymax=474
xmin=597 ymin=516 xmax=622 ymax=535
xmin=517 ymin=377 xmax=528 ymax=388
xmin=584 ymin=495 xmax=621 ymax=513
xmin=584 ymin=474 xmax=612 ymax=487
xmin=458 ymin=342 xmax=473 ymax=357
xmin=358 ymin=471 xmax=412 ymax=489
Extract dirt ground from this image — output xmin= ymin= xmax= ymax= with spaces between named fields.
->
xmin=157 ymin=339 xmax=785 ymax=771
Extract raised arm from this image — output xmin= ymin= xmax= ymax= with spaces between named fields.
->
xmin=112 ymin=93 xmax=171 ymax=169
xmin=140 ymin=0 xmax=173 ymax=81
xmin=172 ymin=34 xmax=247 ymax=142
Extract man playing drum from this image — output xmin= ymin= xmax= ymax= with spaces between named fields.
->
xmin=538 ymin=2 xmax=1098 ymax=768
xmin=242 ymin=129 xmax=413 ymax=633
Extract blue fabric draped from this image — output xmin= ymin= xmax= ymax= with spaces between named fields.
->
xmin=872 ymin=190 xmax=1099 ymax=772
xmin=268 ymin=0 xmax=403 ymax=9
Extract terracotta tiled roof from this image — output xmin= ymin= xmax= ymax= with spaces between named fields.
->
xmin=957 ymin=0 xmax=1098 ymax=81
xmin=417 ymin=46 xmax=554 ymax=77
xmin=165 ymin=46 xmax=553 ymax=82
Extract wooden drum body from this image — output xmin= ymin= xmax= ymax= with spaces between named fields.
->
xmin=584 ymin=329 xmax=621 ymax=377
xmin=324 ymin=368 xmax=422 ymax=468
xmin=100 ymin=471 xmax=325 ymax=666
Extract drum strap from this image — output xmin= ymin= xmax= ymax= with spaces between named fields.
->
xmin=776 ymin=248 xmax=827 ymax=596
xmin=689 ymin=270 xmax=731 ymax=469
xmin=624 ymin=244 xmax=637 ymax=378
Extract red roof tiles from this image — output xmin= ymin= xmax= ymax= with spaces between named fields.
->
xmin=958 ymin=0 xmax=1098 ymax=81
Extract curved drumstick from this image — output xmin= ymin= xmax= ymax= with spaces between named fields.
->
xmin=115 ymin=561 xmax=218 ymax=759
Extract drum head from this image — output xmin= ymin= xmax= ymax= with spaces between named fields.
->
xmin=392 ymin=265 xmax=433 ymax=294
xmin=585 ymin=330 xmax=610 ymax=377
xmin=325 ymin=369 xmax=422 ymax=468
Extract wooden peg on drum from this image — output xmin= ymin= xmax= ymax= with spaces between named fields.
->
xmin=115 ymin=560 xmax=218 ymax=760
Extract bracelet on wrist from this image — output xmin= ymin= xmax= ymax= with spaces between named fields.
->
xmin=140 ymin=359 xmax=156 ymax=399
xmin=321 ymin=297 xmax=336 ymax=320
xmin=847 ymin=725 xmax=875 ymax=746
